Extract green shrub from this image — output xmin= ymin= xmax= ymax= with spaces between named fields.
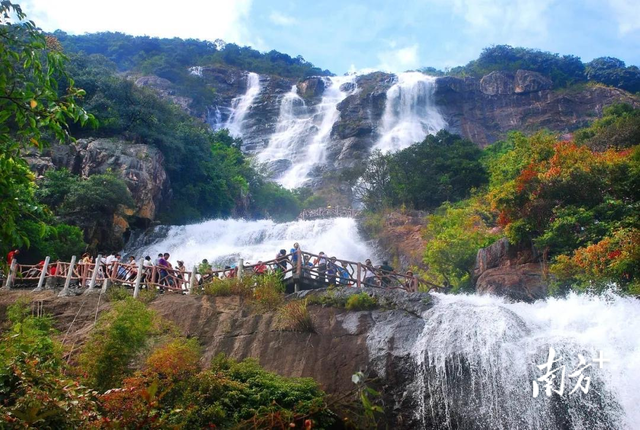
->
xmin=79 ymin=297 xmax=157 ymax=391
xmin=253 ymin=273 xmax=285 ymax=311
xmin=107 ymin=285 xmax=132 ymax=302
xmin=0 ymin=300 xmax=99 ymax=427
xmin=345 ymin=293 xmax=378 ymax=311
xmin=203 ymin=276 xmax=254 ymax=298
xmin=276 ymin=300 xmax=314 ymax=332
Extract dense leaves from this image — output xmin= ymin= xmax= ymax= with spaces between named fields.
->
xmin=356 ymin=131 xmax=487 ymax=211
xmin=0 ymin=1 xmax=94 ymax=255
xmin=448 ymin=45 xmax=639 ymax=91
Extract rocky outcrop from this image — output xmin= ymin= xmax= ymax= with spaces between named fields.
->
xmin=473 ymin=238 xmax=547 ymax=302
xmin=25 ymin=138 xmax=169 ymax=249
xmin=436 ymin=70 xmax=638 ymax=147
xmin=134 ymin=75 xmax=195 ymax=115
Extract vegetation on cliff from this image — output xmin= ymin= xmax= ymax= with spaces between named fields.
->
xmin=0 ymin=298 xmax=341 ymax=428
xmin=445 ymin=45 xmax=639 ymax=92
xmin=419 ymin=106 xmax=639 ymax=295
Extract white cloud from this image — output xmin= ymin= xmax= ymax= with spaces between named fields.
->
xmin=269 ymin=11 xmax=296 ymax=26
xmin=607 ymin=0 xmax=640 ymax=34
xmin=19 ymin=0 xmax=258 ymax=47
xmin=377 ymin=44 xmax=420 ymax=72
xmin=447 ymin=0 xmax=555 ymax=45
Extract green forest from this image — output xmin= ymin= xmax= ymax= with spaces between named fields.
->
xmin=358 ymin=105 xmax=640 ymax=296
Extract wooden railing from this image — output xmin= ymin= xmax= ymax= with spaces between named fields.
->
xmin=1 ymin=249 xmax=442 ymax=296
xmin=297 ymin=206 xmax=361 ymax=220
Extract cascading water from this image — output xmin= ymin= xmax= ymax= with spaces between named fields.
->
xmin=404 ymin=292 xmax=639 ymax=429
xmin=255 ymin=85 xmax=313 ymax=176
xmin=374 ymin=72 xmax=447 ymax=154
xmin=257 ymin=75 xmax=357 ymax=189
xmin=225 ymin=72 xmax=261 ymax=137
xmin=125 ymin=217 xmax=374 ymax=269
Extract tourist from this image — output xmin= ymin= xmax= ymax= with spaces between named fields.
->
xmin=290 ymin=242 xmax=300 ymax=267
xmin=379 ymin=260 xmax=394 ymax=288
xmin=314 ymin=252 xmax=327 ymax=282
xmin=176 ymin=260 xmax=186 ymax=290
xmin=6 ymin=248 xmax=19 ymax=265
xmin=363 ymin=259 xmax=376 ymax=287
xmin=404 ymin=270 xmax=418 ymax=292
xmin=142 ymin=256 xmax=153 ymax=285
xmin=158 ymin=253 xmax=173 ymax=289
xmin=125 ymin=256 xmax=138 ymax=281
xmin=302 ymin=255 xmax=313 ymax=278
xmin=254 ymin=261 xmax=267 ymax=276
xmin=275 ymin=249 xmax=288 ymax=274
xmin=339 ymin=262 xmax=351 ymax=286
xmin=105 ymin=252 xmax=118 ymax=277
xmin=327 ymin=256 xmax=339 ymax=285
xmin=80 ymin=253 xmax=92 ymax=281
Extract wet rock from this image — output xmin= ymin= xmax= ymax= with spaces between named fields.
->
xmin=296 ymin=77 xmax=326 ymax=101
xmin=476 ymin=263 xmax=548 ymax=303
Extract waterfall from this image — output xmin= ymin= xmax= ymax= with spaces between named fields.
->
xmin=124 ymin=217 xmax=375 ymax=269
xmin=406 ymin=292 xmax=638 ymax=429
xmin=225 ymin=72 xmax=261 ymax=137
xmin=374 ymin=72 xmax=447 ymax=154
xmin=257 ymin=75 xmax=357 ymax=189
xmin=206 ymin=106 xmax=223 ymax=131
xmin=255 ymin=85 xmax=313 ymax=176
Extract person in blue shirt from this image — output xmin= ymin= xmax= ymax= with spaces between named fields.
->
xmin=290 ymin=242 xmax=300 ymax=268
xmin=338 ymin=262 xmax=351 ymax=285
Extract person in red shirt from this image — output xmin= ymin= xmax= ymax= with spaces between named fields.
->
xmin=7 ymin=249 xmax=19 ymax=265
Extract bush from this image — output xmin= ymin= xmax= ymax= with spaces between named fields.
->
xmin=203 ymin=276 xmax=254 ymax=298
xmin=345 ymin=293 xmax=378 ymax=311
xmin=107 ymin=285 xmax=132 ymax=302
xmin=79 ymin=297 xmax=157 ymax=391
xmin=253 ymin=273 xmax=285 ymax=311
xmin=0 ymin=300 xmax=99 ymax=428
xmin=276 ymin=300 xmax=315 ymax=332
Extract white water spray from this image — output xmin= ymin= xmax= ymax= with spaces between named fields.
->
xmin=125 ymin=217 xmax=374 ymax=269
xmin=374 ymin=72 xmax=447 ymax=154
xmin=408 ymin=292 xmax=639 ymax=429
xmin=226 ymin=72 xmax=261 ymax=137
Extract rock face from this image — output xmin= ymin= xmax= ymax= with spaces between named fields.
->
xmin=473 ymin=238 xmax=547 ymax=302
xmin=25 ymin=138 xmax=169 ymax=249
xmin=135 ymin=66 xmax=637 ymax=185
xmin=435 ymin=70 xmax=638 ymax=147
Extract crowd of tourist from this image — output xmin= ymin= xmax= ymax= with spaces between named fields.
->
xmin=4 ymin=244 xmax=419 ymax=292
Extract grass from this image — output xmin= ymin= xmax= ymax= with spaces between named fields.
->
xmin=276 ymin=300 xmax=314 ymax=333
xmin=202 ymin=274 xmax=285 ymax=312
xmin=345 ymin=292 xmax=378 ymax=311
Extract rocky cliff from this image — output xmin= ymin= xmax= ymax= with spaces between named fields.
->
xmin=166 ymin=66 xmax=637 ymax=185
xmin=25 ymin=138 xmax=169 ymax=250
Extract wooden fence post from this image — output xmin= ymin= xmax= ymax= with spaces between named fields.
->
xmin=238 ymin=258 xmax=244 ymax=279
xmin=189 ymin=266 xmax=197 ymax=294
xmin=133 ymin=258 xmax=144 ymax=298
xmin=58 ymin=255 xmax=76 ymax=297
xmin=88 ymin=255 xmax=102 ymax=290
xmin=4 ymin=259 xmax=18 ymax=289
xmin=356 ymin=263 xmax=362 ymax=288
xmin=33 ymin=256 xmax=50 ymax=292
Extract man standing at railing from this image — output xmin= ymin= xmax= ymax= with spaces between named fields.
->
xmin=6 ymin=249 xmax=19 ymax=265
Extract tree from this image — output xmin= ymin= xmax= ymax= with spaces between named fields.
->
xmin=0 ymin=1 xmax=94 ymax=254
xmin=390 ymin=130 xmax=487 ymax=210
xmin=353 ymin=150 xmax=394 ymax=211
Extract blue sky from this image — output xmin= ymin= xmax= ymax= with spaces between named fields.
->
xmin=19 ymin=0 xmax=640 ymax=74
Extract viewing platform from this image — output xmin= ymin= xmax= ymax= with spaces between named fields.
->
xmin=297 ymin=206 xmax=361 ymax=220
